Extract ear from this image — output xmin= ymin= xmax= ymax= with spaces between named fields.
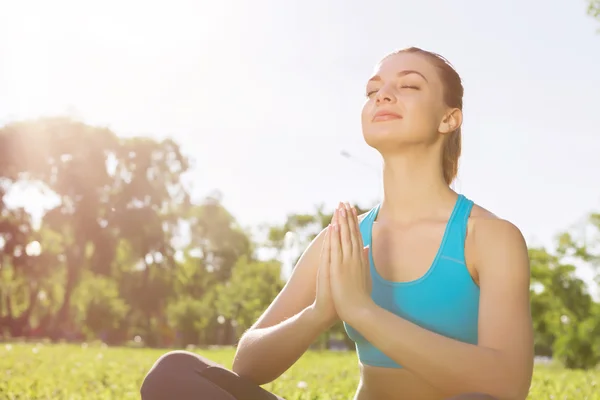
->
xmin=438 ymin=108 xmax=462 ymax=135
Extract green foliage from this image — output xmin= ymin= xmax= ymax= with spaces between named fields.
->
xmin=166 ymin=295 xmax=215 ymax=346
xmin=215 ymin=257 xmax=284 ymax=333
xmin=1 ymin=344 xmax=599 ymax=399
xmin=529 ymin=248 xmax=591 ymax=355
xmin=589 ymin=0 xmax=600 ymax=22
xmin=0 ymin=117 xmax=190 ymax=339
xmin=71 ymin=273 xmax=129 ymax=340
xmin=552 ymin=304 xmax=600 ymax=369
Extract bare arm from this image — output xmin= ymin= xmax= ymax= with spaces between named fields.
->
xmin=231 ymin=228 xmax=330 ymax=385
xmin=347 ymin=219 xmax=534 ymax=399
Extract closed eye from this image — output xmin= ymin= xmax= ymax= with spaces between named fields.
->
xmin=366 ymin=85 xmax=418 ymax=97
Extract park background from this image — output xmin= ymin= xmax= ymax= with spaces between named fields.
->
xmin=1 ymin=0 xmax=600 ymax=398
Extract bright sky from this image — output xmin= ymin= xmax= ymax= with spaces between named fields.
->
xmin=1 ymin=0 xmax=599 ymax=291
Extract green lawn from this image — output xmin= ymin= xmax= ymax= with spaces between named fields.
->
xmin=0 ymin=342 xmax=598 ymax=399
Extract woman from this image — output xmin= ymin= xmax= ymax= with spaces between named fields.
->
xmin=140 ymin=47 xmax=534 ymax=400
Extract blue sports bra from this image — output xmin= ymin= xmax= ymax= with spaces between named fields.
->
xmin=343 ymin=194 xmax=480 ymax=368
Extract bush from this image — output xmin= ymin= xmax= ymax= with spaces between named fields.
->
xmin=71 ymin=273 xmax=129 ymax=341
xmin=166 ymin=295 xmax=215 ymax=346
xmin=553 ymin=310 xmax=600 ymax=370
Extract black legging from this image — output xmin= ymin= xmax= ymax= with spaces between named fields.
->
xmin=140 ymin=350 xmax=499 ymax=400
xmin=140 ymin=351 xmax=284 ymax=400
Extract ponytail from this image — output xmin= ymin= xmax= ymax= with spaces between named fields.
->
xmin=442 ymin=127 xmax=461 ymax=185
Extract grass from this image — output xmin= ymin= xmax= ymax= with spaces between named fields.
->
xmin=0 ymin=342 xmax=598 ymax=399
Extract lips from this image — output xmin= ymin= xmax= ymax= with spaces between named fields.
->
xmin=372 ymin=109 xmax=402 ymax=122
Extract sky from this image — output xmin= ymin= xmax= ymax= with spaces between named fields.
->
xmin=1 ymin=0 xmax=599 ymax=291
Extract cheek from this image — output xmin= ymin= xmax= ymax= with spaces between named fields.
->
xmin=403 ymin=97 xmax=439 ymax=126
xmin=361 ymin=100 xmax=371 ymax=117
xmin=361 ymin=101 xmax=372 ymax=126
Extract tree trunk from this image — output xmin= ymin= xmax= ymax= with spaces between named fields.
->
xmin=51 ymin=245 xmax=83 ymax=339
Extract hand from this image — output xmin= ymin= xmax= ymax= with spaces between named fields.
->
xmin=310 ymin=217 xmax=339 ymax=328
xmin=329 ymin=202 xmax=373 ymax=324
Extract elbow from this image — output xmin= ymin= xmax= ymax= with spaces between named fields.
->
xmin=230 ymin=354 xmax=244 ymax=376
xmin=471 ymin=384 xmax=526 ymax=400
xmin=231 ymin=345 xmax=254 ymax=381
xmin=486 ymin=373 xmax=531 ymax=400
xmin=503 ymin=365 xmax=533 ymax=400
xmin=485 ymin=356 xmax=532 ymax=400
xmin=231 ymin=359 xmax=273 ymax=386
xmin=231 ymin=339 xmax=249 ymax=377
xmin=231 ymin=344 xmax=274 ymax=386
xmin=491 ymin=385 xmax=530 ymax=400
xmin=232 ymin=354 xmax=257 ymax=383
xmin=504 ymin=379 xmax=531 ymax=400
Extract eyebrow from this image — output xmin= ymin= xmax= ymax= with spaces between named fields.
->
xmin=368 ymin=70 xmax=429 ymax=83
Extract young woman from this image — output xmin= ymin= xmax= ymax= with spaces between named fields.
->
xmin=141 ymin=47 xmax=534 ymax=400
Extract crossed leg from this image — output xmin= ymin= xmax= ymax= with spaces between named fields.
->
xmin=140 ymin=350 xmax=498 ymax=400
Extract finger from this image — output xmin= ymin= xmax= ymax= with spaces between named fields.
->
xmin=320 ymin=225 xmax=332 ymax=282
xmin=338 ymin=203 xmax=352 ymax=260
xmin=330 ymin=209 xmax=342 ymax=271
xmin=347 ymin=203 xmax=361 ymax=256
xmin=332 ymin=203 xmax=339 ymax=225
xmin=320 ymin=225 xmax=331 ymax=266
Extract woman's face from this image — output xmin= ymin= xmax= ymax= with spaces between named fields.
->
xmin=361 ymin=52 xmax=449 ymax=152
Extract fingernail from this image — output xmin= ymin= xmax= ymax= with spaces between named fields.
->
xmin=340 ymin=207 xmax=346 ymax=217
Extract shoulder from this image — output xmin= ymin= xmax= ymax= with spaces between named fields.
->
xmin=467 ymin=203 xmax=530 ymax=280
xmin=468 ymin=203 xmax=527 ymax=254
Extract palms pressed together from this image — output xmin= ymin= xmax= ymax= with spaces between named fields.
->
xmin=313 ymin=202 xmax=373 ymax=327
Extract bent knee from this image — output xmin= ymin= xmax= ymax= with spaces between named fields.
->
xmin=140 ymin=351 xmax=217 ymax=394
xmin=150 ymin=350 xmax=215 ymax=371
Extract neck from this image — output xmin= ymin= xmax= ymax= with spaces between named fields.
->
xmin=378 ymin=149 xmax=457 ymax=223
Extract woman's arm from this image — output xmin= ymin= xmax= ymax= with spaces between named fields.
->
xmin=334 ymin=210 xmax=534 ymax=399
xmin=232 ymin=228 xmax=331 ymax=385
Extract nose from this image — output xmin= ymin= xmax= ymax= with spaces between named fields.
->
xmin=375 ymin=84 xmax=396 ymax=104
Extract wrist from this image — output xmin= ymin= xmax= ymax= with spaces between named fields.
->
xmin=343 ymin=297 xmax=376 ymax=327
xmin=304 ymin=305 xmax=337 ymax=331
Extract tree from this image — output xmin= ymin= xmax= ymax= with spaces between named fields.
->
xmin=529 ymin=247 xmax=593 ymax=357
xmin=529 ymin=211 xmax=600 ymax=369
xmin=216 ymin=256 xmax=284 ymax=336
xmin=159 ymin=194 xmax=256 ymax=346
xmin=0 ymin=117 xmax=190 ymax=340
xmin=187 ymin=192 xmax=253 ymax=282
xmin=552 ymin=303 xmax=600 ymax=369
xmin=71 ymin=271 xmax=130 ymax=341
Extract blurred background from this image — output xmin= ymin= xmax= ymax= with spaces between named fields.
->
xmin=1 ymin=0 xmax=599 ymax=398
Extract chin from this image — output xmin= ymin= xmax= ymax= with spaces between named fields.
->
xmin=362 ymin=130 xmax=424 ymax=155
xmin=362 ymin=128 xmax=401 ymax=149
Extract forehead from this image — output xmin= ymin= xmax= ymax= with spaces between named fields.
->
xmin=370 ymin=52 xmax=441 ymax=84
